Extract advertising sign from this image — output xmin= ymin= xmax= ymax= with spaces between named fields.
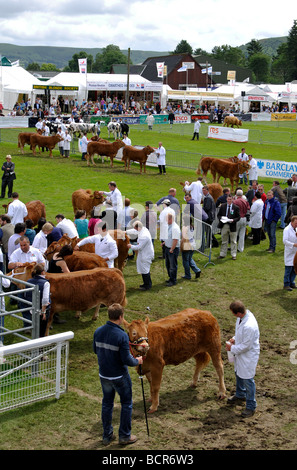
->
xmin=256 ymin=159 xmax=297 ymax=180
xmin=208 ymin=126 xmax=249 ymax=142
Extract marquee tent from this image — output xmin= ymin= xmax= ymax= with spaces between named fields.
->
xmin=0 ymin=64 xmax=41 ymax=109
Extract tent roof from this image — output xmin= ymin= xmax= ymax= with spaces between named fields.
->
xmin=1 ymin=65 xmax=39 ymax=92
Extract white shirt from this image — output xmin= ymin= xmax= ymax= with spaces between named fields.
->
xmin=248 ymin=158 xmax=258 ymax=181
xmin=9 ymin=246 xmax=45 ymax=265
xmin=103 ymin=187 xmax=123 ymax=213
xmin=77 ymin=233 xmax=118 ymax=268
xmin=122 ymin=136 xmax=131 ymax=146
xmin=184 ymin=180 xmax=203 ymax=204
xmin=164 ymin=221 xmax=181 ymax=249
xmin=238 ymin=151 xmax=249 ymax=162
xmin=32 ymin=231 xmax=48 ymax=254
xmin=81 ymin=135 xmax=89 ymax=153
xmin=56 ymin=218 xmax=78 ymax=238
xmin=57 ymin=130 xmax=65 ymax=147
xmin=7 ymin=199 xmax=28 ymax=225
xmin=159 ymin=206 xmax=175 ymax=240
xmin=230 ymin=309 xmax=260 ymax=379
xmin=283 ymin=222 xmax=297 ymax=266
xmin=249 ymin=198 xmax=264 ymax=229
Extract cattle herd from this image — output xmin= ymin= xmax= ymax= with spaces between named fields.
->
xmin=10 ymin=120 xmax=254 ymax=413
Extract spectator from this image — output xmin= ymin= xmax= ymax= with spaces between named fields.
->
xmin=282 ymin=215 xmax=297 ymax=291
xmin=162 ymin=212 xmax=180 ymax=287
xmin=25 ymin=219 xmax=36 ymax=244
xmin=74 ymin=210 xmax=89 ymax=238
xmin=55 ymin=214 xmax=79 ymax=238
xmin=1 ymin=155 xmax=16 ymax=199
xmin=262 ymin=190 xmax=281 ymax=253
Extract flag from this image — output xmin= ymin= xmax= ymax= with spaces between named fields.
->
xmin=11 ymin=60 xmax=19 ymax=66
xmin=177 ymin=65 xmax=187 ymax=72
xmin=201 ymin=66 xmax=212 ymax=74
xmin=78 ymin=58 xmax=87 ymax=73
xmin=243 ymin=77 xmax=250 ymax=83
xmin=156 ymin=62 xmax=165 ymax=78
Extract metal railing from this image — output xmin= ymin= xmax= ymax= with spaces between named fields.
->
xmin=0 ymin=332 xmax=74 ymax=412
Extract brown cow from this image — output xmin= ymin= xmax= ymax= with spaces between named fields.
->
xmin=72 ymin=189 xmax=104 ymax=217
xmin=123 ymin=308 xmax=226 ymax=413
xmin=10 ymin=264 xmax=127 ymax=336
xmin=18 ymin=132 xmax=36 ymax=154
xmin=44 ymin=230 xmax=129 ymax=271
xmin=121 ymin=145 xmax=155 ymax=173
xmin=196 ymin=156 xmax=239 ymax=183
xmin=223 ymin=116 xmax=242 ymax=128
xmin=30 ymin=134 xmax=63 ymax=158
xmin=208 ymin=183 xmax=223 ymax=202
xmin=210 ymin=160 xmax=250 ymax=192
xmin=24 ymin=200 xmax=46 ymax=226
xmin=63 ymin=251 xmax=108 ymax=270
xmin=86 ymin=140 xmax=125 ymax=167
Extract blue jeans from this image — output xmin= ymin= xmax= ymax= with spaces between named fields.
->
xmin=182 ymin=250 xmax=201 ymax=279
xmin=235 ymin=373 xmax=257 ymax=411
xmin=165 ymin=246 xmax=179 ymax=283
xmin=284 ymin=265 xmax=296 ymax=287
xmin=264 ymin=220 xmax=277 ymax=251
xmin=100 ymin=374 xmax=133 ymax=441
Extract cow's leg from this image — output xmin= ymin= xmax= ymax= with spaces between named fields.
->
xmin=211 ymin=171 xmax=216 ymax=183
xmin=144 ymin=163 xmax=146 ymax=173
xmin=147 ymin=362 xmax=164 ymax=413
xmin=110 ymin=157 xmax=113 ymax=168
xmin=92 ymin=304 xmax=100 ymax=321
xmin=191 ymin=352 xmax=211 ymax=387
xmin=208 ymin=348 xmax=226 ymax=399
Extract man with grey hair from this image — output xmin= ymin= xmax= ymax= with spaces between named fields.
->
xmin=233 ymin=189 xmax=250 ymax=253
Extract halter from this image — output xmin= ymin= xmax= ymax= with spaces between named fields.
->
xmin=129 ymin=336 xmax=149 ymax=358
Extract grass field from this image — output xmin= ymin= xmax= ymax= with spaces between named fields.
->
xmin=1 ymin=121 xmax=297 ymax=451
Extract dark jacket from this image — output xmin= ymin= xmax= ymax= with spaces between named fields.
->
xmin=93 ymin=321 xmax=139 ymax=378
xmin=263 ymin=197 xmax=281 ymax=224
xmin=217 ymin=202 xmax=240 ymax=232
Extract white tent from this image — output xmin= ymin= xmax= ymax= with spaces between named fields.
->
xmin=0 ymin=64 xmax=41 ymax=109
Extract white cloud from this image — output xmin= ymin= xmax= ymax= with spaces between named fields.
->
xmin=0 ymin=0 xmax=295 ymax=53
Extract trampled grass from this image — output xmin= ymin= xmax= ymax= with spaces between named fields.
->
xmin=1 ymin=120 xmax=297 ymax=451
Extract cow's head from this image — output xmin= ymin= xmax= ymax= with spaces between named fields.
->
xmin=7 ymin=262 xmax=36 ymax=287
xmin=123 ymin=317 xmax=150 ymax=357
xmin=145 ymin=145 xmax=155 ymax=154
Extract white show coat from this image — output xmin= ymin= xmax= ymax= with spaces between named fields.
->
xmin=184 ymin=180 xmax=203 ymax=204
xmin=248 ymin=158 xmax=258 ymax=181
xmin=7 ymin=199 xmax=28 ymax=225
xmin=283 ymin=222 xmax=297 ymax=266
xmin=77 ymin=233 xmax=118 ymax=268
xmin=194 ymin=120 xmax=201 ymax=133
xmin=63 ymin=133 xmax=72 ymax=151
xmin=56 ymin=218 xmax=78 ymax=238
xmin=128 ymin=227 xmax=154 ymax=274
xmin=230 ymin=309 xmax=260 ymax=379
xmin=156 ymin=146 xmax=166 ymax=165
xmin=32 ymin=231 xmax=48 ymax=254
xmin=103 ymin=187 xmax=123 ymax=213
xmin=249 ymin=198 xmax=264 ymax=229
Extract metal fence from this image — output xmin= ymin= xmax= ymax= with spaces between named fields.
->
xmin=0 ymin=332 xmax=74 ymax=412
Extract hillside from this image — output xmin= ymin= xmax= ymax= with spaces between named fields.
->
xmin=0 ymin=44 xmax=169 ymax=69
xmin=0 ymin=36 xmax=287 ymax=70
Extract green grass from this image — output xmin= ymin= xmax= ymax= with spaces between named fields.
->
xmin=1 ymin=121 xmax=297 ymax=450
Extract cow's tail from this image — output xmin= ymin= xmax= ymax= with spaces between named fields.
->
xmin=17 ymin=135 xmax=21 ymax=148
xmin=196 ymin=156 xmax=203 ymax=175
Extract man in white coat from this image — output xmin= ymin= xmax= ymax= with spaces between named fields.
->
xmin=226 ymin=300 xmax=260 ymax=418
xmin=156 ymin=142 xmax=166 ymax=175
xmin=127 ymin=221 xmax=154 ymax=290
xmin=75 ymin=221 xmax=118 ymax=268
xmin=282 ymin=215 xmax=297 ymax=291
xmin=183 ymin=177 xmax=203 ymax=204
xmin=191 ymin=120 xmax=201 ymax=140
xmin=237 ymin=147 xmax=249 ymax=185
xmin=248 ymin=154 xmax=258 ymax=185
xmin=7 ymin=193 xmax=28 ymax=225
xmin=100 ymin=181 xmax=123 ymax=215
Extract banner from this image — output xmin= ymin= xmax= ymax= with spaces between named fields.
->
xmin=208 ymin=125 xmax=249 ymax=142
xmin=78 ymin=58 xmax=87 ymax=73
xmin=256 ymin=159 xmax=297 ymax=179
xmin=156 ymin=62 xmax=165 ymax=78
xmin=271 ymin=113 xmax=297 ymax=121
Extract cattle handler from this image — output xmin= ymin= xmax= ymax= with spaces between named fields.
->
xmin=93 ymin=303 xmax=143 ymax=446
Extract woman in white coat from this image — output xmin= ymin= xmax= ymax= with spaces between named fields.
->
xmin=282 ymin=215 xmax=297 ymax=290
xmin=226 ymin=300 xmax=260 ymax=418
xmin=63 ymin=130 xmax=72 ymax=158
xmin=249 ymin=191 xmax=264 ymax=245
xmin=127 ymin=221 xmax=154 ymax=291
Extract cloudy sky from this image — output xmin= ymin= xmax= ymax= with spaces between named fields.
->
xmin=0 ymin=0 xmax=295 ymax=53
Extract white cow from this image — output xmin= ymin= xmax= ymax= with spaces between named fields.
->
xmin=107 ymin=121 xmax=121 ymax=139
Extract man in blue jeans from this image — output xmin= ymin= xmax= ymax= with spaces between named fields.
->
xmin=162 ymin=212 xmax=181 ymax=287
xmin=226 ymin=301 xmax=260 ymax=418
xmin=93 ymin=303 xmax=143 ymax=446
xmin=263 ymin=190 xmax=281 ymax=253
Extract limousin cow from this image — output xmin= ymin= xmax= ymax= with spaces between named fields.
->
xmin=30 ymin=134 xmax=63 ymax=158
xmin=86 ymin=140 xmax=125 ymax=167
xmin=121 ymin=145 xmax=155 ymax=173
xmin=124 ymin=308 xmax=226 ymax=413
xmin=72 ymin=189 xmax=104 ymax=217
xmin=10 ymin=263 xmax=127 ymax=336
xmin=18 ymin=132 xmax=38 ymax=154
xmin=223 ymin=116 xmax=242 ymax=128
xmin=196 ymin=156 xmax=239 ymax=183
xmin=210 ymin=159 xmax=250 ymax=192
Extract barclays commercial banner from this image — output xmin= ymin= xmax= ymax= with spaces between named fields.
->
xmin=256 ymin=159 xmax=297 ymax=180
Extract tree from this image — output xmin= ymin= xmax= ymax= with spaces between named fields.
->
xmin=211 ymin=45 xmax=246 ymax=67
xmin=92 ymin=45 xmax=129 ymax=73
xmin=271 ymin=43 xmax=289 ymax=83
xmin=193 ymin=47 xmax=208 ymax=56
xmin=287 ymin=19 xmax=297 ymax=80
xmin=40 ymin=63 xmax=59 ymax=71
xmin=172 ymin=40 xmax=193 ymax=55
xmin=26 ymin=62 xmax=40 ymax=71
xmin=247 ymin=39 xmax=263 ymax=59
xmin=64 ymin=51 xmax=94 ymax=73
xmin=248 ymin=53 xmax=271 ymax=83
